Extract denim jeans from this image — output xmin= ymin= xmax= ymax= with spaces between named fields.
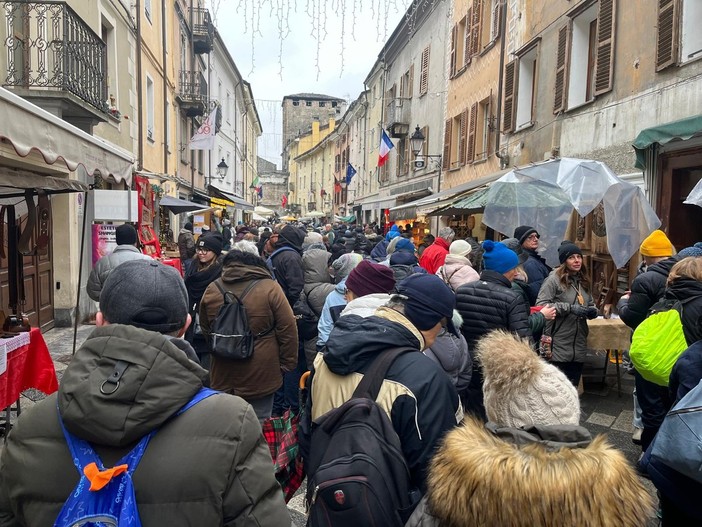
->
xmin=272 ymin=340 xmax=306 ymax=416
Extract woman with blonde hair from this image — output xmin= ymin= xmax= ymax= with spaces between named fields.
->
xmin=664 ymin=255 xmax=702 ymax=346
xmin=536 ymin=241 xmax=598 ymax=386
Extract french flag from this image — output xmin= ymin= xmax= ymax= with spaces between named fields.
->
xmin=378 ymin=129 xmax=394 ymax=167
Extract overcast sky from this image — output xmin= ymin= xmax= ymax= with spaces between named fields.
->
xmin=213 ymin=0 xmax=412 ymax=167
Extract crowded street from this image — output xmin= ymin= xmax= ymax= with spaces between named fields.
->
xmin=1 ymin=0 xmax=702 ymax=525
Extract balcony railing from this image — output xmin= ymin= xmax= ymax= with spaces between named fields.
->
xmin=177 ymin=69 xmax=207 ymax=117
xmin=191 ymin=6 xmax=213 ymax=54
xmin=3 ymin=1 xmax=107 ymax=113
xmin=385 ymin=98 xmax=410 ymax=137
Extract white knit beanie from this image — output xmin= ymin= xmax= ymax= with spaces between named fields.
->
xmin=449 ymin=239 xmax=472 ymax=257
xmin=477 ymin=330 xmax=580 ymax=427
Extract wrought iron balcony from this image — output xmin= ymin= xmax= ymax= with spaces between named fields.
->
xmin=191 ymin=6 xmax=213 ymax=54
xmin=385 ymin=98 xmax=410 ymax=138
xmin=2 ymin=1 xmax=108 ymax=127
xmin=177 ymin=69 xmax=207 ymax=117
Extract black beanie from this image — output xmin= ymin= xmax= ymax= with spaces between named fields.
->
xmin=197 ymin=233 xmax=223 ymax=255
xmin=514 ymin=225 xmax=538 ymax=245
xmin=558 ymin=241 xmax=583 ymax=264
xmin=279 ymin=225 xmax=305 ymax=250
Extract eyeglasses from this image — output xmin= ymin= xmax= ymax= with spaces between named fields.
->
xmin=196 ymin=248 xmax=211 ymax=254
xmin=526 ymin=233 xmax=540 ymax=240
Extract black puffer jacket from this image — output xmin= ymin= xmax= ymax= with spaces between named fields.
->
xmin=618 ymin=256 xmax=680 ymax=330
xmin=455 ymin=270 xmax=531 ymax=348
xmin=268 ymin=243 xmax=304 ymax=307
xmin=665 ymin=278 xmax=702 ymax=346
xmin=522 ymin=249 xmax=551 ymax=306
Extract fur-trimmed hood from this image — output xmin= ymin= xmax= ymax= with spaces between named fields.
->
xmin=423 ymin=417 xmax=653 ymax=527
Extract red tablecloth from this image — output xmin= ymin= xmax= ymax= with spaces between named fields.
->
xmin=0 ymin=328 xmax=58 ymax=409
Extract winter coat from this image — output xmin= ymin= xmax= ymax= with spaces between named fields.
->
xmin=435 ymin=254 xmax=479 ymax=291
xmin=617 ymin=256 xmax=680 ymax=330
xmin=370 ymin=239 xmax=389 ymax=260
xmin=302 ymin=307 xmax=462 ymax=494
xmin=406 ymin=417 xmax=652 ymax=527
xmin=330 ymin=240 xmax=348 ymax=262
xmin=316 ymin=279 xmax=347 ymax=347
xmin=178 ymin=229 xmax=196 ymax=261
xmin=419 ymin=238 xmax=450 ymax=274
xmin=455 ymin=270 xmax=530 ymax=349
xmin=642 ymin=340 xmax=702 ymax=521
xmin=302 ymin=248 xmax=335 ymax=315
xmin=199 ymin=262 xmax=299 ymax=399
xmin=0 ymin=324 xmax=290 ymax=527
xmin=221 ymin=226 xmax=232 ymax=251
xmin=424 ymin=311 xmax=472 ymax=395
xmin=536 ymin=271 xmax=594 ymax=363
xmin=268 ymin=242 xmax=304 ymax=307
xmin=339 ymin=293 xmax=392 ymax=318
xmin=342 ymin=232 xmax=356 ymax=253
xmin=522 ymin=248 xmax=552 ymax=306
xmin=86 ymin=245 xmax=153 ymax=301
xmin=512 ymin=279 xmax=546 ymax=335
xmin=664 ymin=277 xmax=702 ymax=346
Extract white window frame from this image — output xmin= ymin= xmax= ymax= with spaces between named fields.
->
xmin=145 ymin=0 xmax=152 ymax=23
xmin=681 ymin=0 xmax=702 ymax=63
xmin=566 ymin=3 xmax=597 ymax=110
xmin=515 ymin=45 xmax=538 ymax=130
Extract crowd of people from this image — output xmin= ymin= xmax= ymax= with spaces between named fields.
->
xmin=3 ymin=215 xmax=702 ymax=526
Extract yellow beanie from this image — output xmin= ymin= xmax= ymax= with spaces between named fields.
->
xmin=640 ymin=230 xmax=673 ymax=257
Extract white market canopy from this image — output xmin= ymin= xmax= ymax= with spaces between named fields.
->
xmin=254 ymin=205 xmax=274 ymax=215
xmin=0 ymin=87 xmax=134 ymax=185
xmin=482 ymin=158 xmax=661 ymax=268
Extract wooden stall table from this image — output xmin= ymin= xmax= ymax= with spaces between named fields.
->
xmin=585 ymin=318 xmax=632 ymax=396
xmin=0 ymin=328 xmax=59 ymax=439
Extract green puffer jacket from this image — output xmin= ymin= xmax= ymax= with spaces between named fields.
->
xmin=0 ymin=324 xmax=290 ymax=527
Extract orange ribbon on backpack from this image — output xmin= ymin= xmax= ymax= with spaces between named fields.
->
xmin=83 ymin=462 xmax=129 ymax=491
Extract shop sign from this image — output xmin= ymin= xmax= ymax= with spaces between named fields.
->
xmin=92 ymin=223 xmax=118 ymax=266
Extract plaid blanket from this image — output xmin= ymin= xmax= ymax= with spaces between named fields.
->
xmin=262 ymin=409 xmax=305 ymax=502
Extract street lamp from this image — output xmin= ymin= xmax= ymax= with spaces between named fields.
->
xmin=410 ymin=125 xmax=442 ymax=166
xmin=216 ymin=158 xmax=228 ymax=180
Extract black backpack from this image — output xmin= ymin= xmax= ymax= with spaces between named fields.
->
xmin=208 ymin=280 xmax=272 ymax=360
xmin=306 ymin=347 xmax=416 ymax=526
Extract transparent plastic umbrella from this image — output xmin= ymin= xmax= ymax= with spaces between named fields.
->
xmin=482 ymin=158 xmax=661 ymax=268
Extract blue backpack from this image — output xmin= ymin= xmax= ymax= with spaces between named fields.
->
xmin=54 ymin=388 xmax=218 ymax=527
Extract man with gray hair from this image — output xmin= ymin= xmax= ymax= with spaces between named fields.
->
xmin=419 ymin=226 xmax=455 ymax=274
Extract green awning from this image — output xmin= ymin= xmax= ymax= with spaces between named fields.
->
xmin=428 ymin=186 xmax=491 ymax=216
xmin=633 ymin=114 xmax=702 ymax=169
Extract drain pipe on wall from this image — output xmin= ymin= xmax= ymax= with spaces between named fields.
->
xmin=493 ymin=0 xmax=509 ymax=164
xmin=136 ymin=0 xmax=144 ymax=173
xmin=162 ymin=0 xmax=168 ymax=176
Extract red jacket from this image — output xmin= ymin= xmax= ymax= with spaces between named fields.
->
xmin=419 ymin=238 xmax=450 ymax=274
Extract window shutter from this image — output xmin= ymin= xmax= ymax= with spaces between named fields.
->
xmin=458 ymin=109 xmax=468 ymax=166
xmin=408 ymin=64 xmax=414 ymax=98
xmin=471 ymin=0 xmax=483 ymax=56
xmin=491 ymin=0 xmax=501 ymax=41
xmin=594 ymin=0 xmax=616 ymax=95
xmin=467 ymin=102 xmax=478 ymax=163
xmin=464 ymin=7 xmax=473 ymax=66
xmin=450 ymin=24 xmax=457 ymax=77
xmin=553 ymin=23 xmax=570 ymax=113
xmin=420 ymin=46 xmax=430 ymax=95
xmin=655 ymin=0 xmax=679 ymax=72
xmin=422 ymin=126 xmax=429 ymax=158
xmin=442 ymin=119 xmax=452 ymax=171
xmin=503 ymin=59 xmax=517 ymax=132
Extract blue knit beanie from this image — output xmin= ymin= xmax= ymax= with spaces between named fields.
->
xmin=678 ymin=245 xmax=702 ymax=258
xmin=482 ymin=240 xmax=519 ymax=274
xmin=395 ymin=238 xmax=416 ymax=253
xmin=386 ymin=229 xmax=401 ymax=241
xmin=396 ymin=274 xmax=456 ymax=334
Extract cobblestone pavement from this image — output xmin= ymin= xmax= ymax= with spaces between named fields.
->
xmin=3 ymin=326 xmax=658 ymax=526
